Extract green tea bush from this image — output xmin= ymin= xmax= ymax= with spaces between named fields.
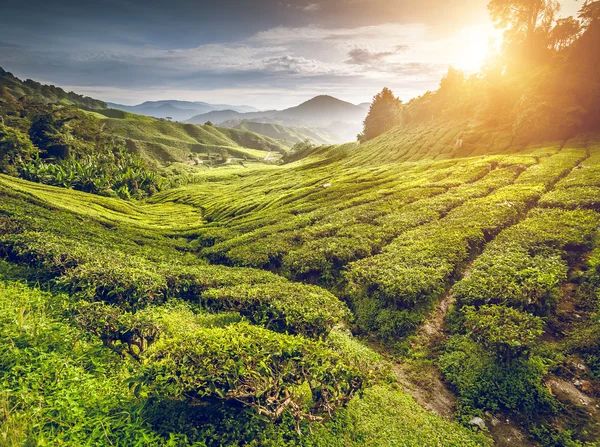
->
xmin=201 ymin=282 xmax=350 ymax=337
xmin=143 ymin=320 xmax=368 ymax=423
xmin=0 ymin=280 xmax=168 ymax=446
xmin=439 ymin=336 xmax=556 ymax=420
xmin=463 ymin=305 xmax=544 ymax=362
xmin=539 ymin=186 xmax=600 ymax=210
xmin=60 ymin=256 xmax=169 ymax=307
xmin=282 ymin=236 xmax=373 ymax=282
xmin=454 ymin=209 xmax=599 ymax=312
xmin=453 ymin=245 xmax=568 ymax=310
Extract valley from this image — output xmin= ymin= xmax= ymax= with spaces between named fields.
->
xmin=1 ymin=1 xmax=600 ymax=445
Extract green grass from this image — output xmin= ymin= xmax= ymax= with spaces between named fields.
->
xmin=98 ymin=111 xmax=286 ymax=166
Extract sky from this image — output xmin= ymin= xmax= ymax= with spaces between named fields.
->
xmin=0 ymin=0 xmax=582 ymax=109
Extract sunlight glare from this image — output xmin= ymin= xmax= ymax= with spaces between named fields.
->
xmin=454 ymin=26 xmax=499 ymax=73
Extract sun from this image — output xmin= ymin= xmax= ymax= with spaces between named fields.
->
xmin=453 ymin=25 xmax=500 ymax=73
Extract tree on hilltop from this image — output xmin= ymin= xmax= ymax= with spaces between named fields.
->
xmin=358 ymin=88 xmax=402 ymax=143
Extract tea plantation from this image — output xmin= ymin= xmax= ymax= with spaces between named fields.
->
xmin=1 ymin=130 xmax=599 ymax=446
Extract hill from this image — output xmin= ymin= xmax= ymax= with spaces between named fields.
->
xmin=149 ymin=133 xmax=600 ymax=446
xmin=0 ymin=70 xmax=288 ymax=170
xmin=186 ymin=109 xmax=278 ymax=125
xmin=232 ymin=121 xmax=339 ymax=145
xmin=95 ymin=109 xmax=288 ymax=165
xmin=186 ymin=96 xmax=367 ymax=142
xmin=108 ymin=100 xmax=259 ymax=122
xmin=275 ymin=95 xmax=366 ymax=127
xmin=0 ymin=160 xmax=492 ymax=447
xmin=0 ymin=67 xmax=106 ymax=109
xmin=2 ymin=123 xmax=600 ymax=445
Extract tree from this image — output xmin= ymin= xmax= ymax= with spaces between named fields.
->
xmin=549 ymin=16 xmax=582 ymax=49
xmin=205 ymin=121 xmax=214 ymax=126
xmin=358 ymin=88 xmax=402 ymax=143
xmin=579 ymin=0 xmax=600 ymax=27
xmin=488 ymin=0 xmax=559 ymax=41
xmin=0 ymin=123 xmax=37 ymax=175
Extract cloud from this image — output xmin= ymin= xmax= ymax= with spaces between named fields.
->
xmin=0 ymin=21 xmax=498 ymax=108
xmin=262 ymin=54 xmax=334 ymax=75
xmin=302 ymin=3 xmax=321 ymax=11
xmin=345 ymin=48 xmax=394 ymax=65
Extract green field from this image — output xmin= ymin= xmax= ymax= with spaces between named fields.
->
xmin=2 ymin=124 xmax=600 ymax=445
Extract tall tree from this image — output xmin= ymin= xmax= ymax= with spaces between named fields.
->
xmin=579 ymin=0 xmax=600 ymax=27
xmin=488 ymin=0 xmax=559 ymax=41
xmin=549 ymin=16 xmax=582 ymax=49
xmin=358 ymin=88 xmax=402 ymax=143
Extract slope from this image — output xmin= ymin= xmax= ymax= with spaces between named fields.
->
xmin=95 ymin=109 xmax=288 ymax=165
xmin=0 ymin=172 xmax=489 ymax=447
xmin=233 ymin=121 xmax=338 ymax=145
xmin=0 ymin=67 xmax=106 ymax=109
xmin=149 ymin=133 xmax=600 ymax=446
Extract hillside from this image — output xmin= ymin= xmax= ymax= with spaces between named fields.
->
xmin=232 ymin=121 xmax=339 ymax=145
xmin=96 ymin=109 xmax=288 ymax=164
xmin=0 ymin=169 xmax=490 ymax=447
xmin=186 ymin=109 xmax=278 ymax=125
xmin=2 ymin=121 xmax=600 ymax=445
xmin=186 ymin=96 xmax=366 ymax=142
xmin=150 ymin=133 xmax=600 ymax=446
xmin=0 ymin=67 xmax=106 ymax=109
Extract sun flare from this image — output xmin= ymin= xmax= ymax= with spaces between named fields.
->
xmin=453 ymin=25 xmax=499 ymax=72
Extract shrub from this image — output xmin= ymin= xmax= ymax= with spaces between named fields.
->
xmin=463 ymin=305 xmax=544 ymax=363
xmin=201 ymin=282 xmax=350 ymax=337
xmin=439 ymin=336 xmax=556 ymax=419
xmin=142 ymin=320 xmax=368 ymax=424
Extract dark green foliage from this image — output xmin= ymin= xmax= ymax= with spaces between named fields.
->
xmin=453 ymin=209 xmax=599 ymax=311
xmin=463 ymin=305 xmax=544 ymax=363
xmin=143 ymin=319 xmax=367 ymax=424
xmin=0 ymin=123 xmax=36 ymax=175
xmin=201 ymin=283 xmax=350 ymax=337
xmin=358 ymin=87 xmax=402 ymax=142
xmin=439 ymin=335 xmax=556 ymax=419
xmin=0 ymin=102 xmax=168 ymax=199
xmin=0 ymin=67 xmax=106 ymax=109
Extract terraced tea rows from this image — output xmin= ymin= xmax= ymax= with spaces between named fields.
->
xmin=1 ymin=133 xmax=599 ymax=446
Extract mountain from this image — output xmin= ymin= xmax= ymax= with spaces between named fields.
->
xmin=107 ymin=100 xmax=260 ymax=122
xmin=232 ymin=121 xmax=339 ymax=145
xmin=186 ymin=109 xmax=278 ymax=125
xmin=0 ymin=67 xmax=106 ymax=109
xmin=186 ymin=95 xmax=367 ymax=142
xmin=358 ymin=102 xmax=371 ymax=111
xmin=275 ymin=95 xmax=366 ymax=127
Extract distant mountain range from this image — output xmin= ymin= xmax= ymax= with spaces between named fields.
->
xmin=106 ymin=100 xmax=260 ymax=122
xmin=185 ymin=96 xmax=368 ymax=143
